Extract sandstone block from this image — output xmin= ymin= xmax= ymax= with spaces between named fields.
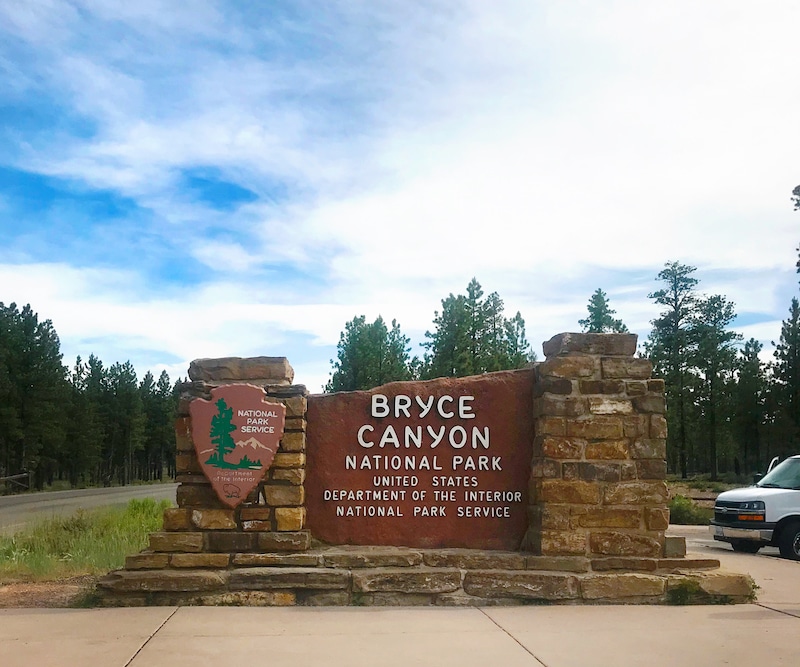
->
xmin=567 ymin=416 xmax=624 ymax=440
xmin=588 ymin=398 xmax=633 ymax=415
xmin=230 ymin=567 xmax=351 ymax=590
xmin=574 ymin=507 xmax=641 ymax=529
xmin=125 ymin=553 xmax=170 ymax=570
xmin=531 ymin=458 xmax=561 ymax=478
xmin=667 ymin=572 xmax=755 ymax=601
xmin=604 ymin=481 xmax=669 ymax=505
xmin=535 ymin=417 xmax=566 ymax=436
xmin=541 ymin=505 xmax=572 ymax=530
xmin=464 ymin=571 xmax=579 ymax=600
xmin=525 ymin=556 xmax=590 ymax=572
xmin=621 ymin=462 xmax=637 ymax=480
xmin=646 ymin=507 xmax=670 ymax=531
xmin=534 ymin=396 xmax=587 ymax=417
xmin=170 ymin=553 xmax=231 ymax=568
xmin=533 ymin=377 xmax=573 ymax=397
xmin=205 ymin=532 xmax=255 ymax=552
xmin=585 ymin=440 xmax=629 ymax=460
xmin=581 ymin=574 xmax=665 ymax=600
xmin=422 ymin=550 xmax=525 ymax=570
xmin=631 ymin=438 xmax=667 ymax=460
xmin=258 ymin=531 xmax=311 ymax=552
xmin=356 ymin=592 xmax=434 ymax=606
xmin=284 ymin=416 xmax=307 ymax=431
xmin=298 ymin=591 xmax=351 ymax=606
xmin=633 ymin=395 xmax=666 ymax=413
xmin=176 ymin=482 xmax=225 ymax=509
xmin=539 ymin=356 xmax=598 ymax=379
xmin=149 ymin=532 xmax=203 ymax=553
xmin=176 ymin=453 xmax=202 ymax=475
xmin=577 ymin=462 xmax=621 ymax=482
xmin=352 ymin=569 xmax=462 ymax=594
xmin=198 ymin=591 xmax=296 ymax=606
xmin=657 ymin=558 xmax=719 ymax=572
xmin=622 ymin=415 xmax=649 ymax=438
xmin=188 ymin=357 xmax=294 ymax=384
xmin=650 ymin=415 xmax=668 ymax=439
xmin=282 ymin=396 xmax=307 ymax=418
xmin=601 ymin=358 xmax=653 ymax=379
xmin=191 ymin=509 xmax=236 ymax=530
xmin=324 ymin=547 xmax=423 ymax=568
xmin=100 ymin=570 xmax=227 ymax=593
xmin=540 ymin=436 xmax=585 ymax=459
xmin=232 ymin=553 xmax=321 ymax=567
xmin=271 ymin=468 xmax=306 ymax=485
xmin=242 ymin=520 xmax=272 ymax=532
xmin=562 ymin=462 xmax=579 ymax=481
xmin=648 ymin=379 xmax=665 ymax=392
xmin=664 ymin=536 xmax=687 ymax=557
xmin=174 ymin=417 xmax=193 ymax=452
xmin=264 ymin=485 xmax=305 ymax=506
xmin=590 ymin=558 xmax=657 ymax=572
xmin=540 ymin=530 xmax=587 ymax=555
xmin=543 ymin=333 xmax=637 ymax=358
xmin=541 ymin=480 xmax=601 ymax=504
xmin=589 ymin=531 xmax=662 ymax=557
xmin=624 ymin=381 xmax=648 ymax=396
xmin=273 ymin=453 xmax=306 ymax=468
xmin=239 ymin=507 xmax=271 ymax=521
xmin=162 ymin=508 xmax=193 ymax=531
xmin=275 ymin=507 xmax=306 ymax=531
xmin=636 ymin=460 xmax=667 ymax=480
xmin=280 ymin=431 xmax=306 ymax=452
xmin=579 ymin=380 xmax=625 ymax=395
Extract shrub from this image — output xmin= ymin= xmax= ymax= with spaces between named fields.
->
xmin=669 ymin=495 xmax=712 ymax=525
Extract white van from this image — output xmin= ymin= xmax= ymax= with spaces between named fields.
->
xmin=710 ymin=455 xmax=800 ymax=559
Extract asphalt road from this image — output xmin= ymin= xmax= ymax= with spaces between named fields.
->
xmin=0 ymin=483 xmax=178 ymax=535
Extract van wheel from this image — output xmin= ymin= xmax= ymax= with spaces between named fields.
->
xmin=731 ymin=541 xmax=761 ymax=554
xmin=778 ymin=522 xmax=800 ymax=560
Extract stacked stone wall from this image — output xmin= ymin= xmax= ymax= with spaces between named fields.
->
xmin=524 ymin=333 xmax=669 ymax=560
xmin=142 ymin=357 xmax=312 ymax=560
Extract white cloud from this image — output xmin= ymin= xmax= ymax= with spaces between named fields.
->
xmin=2 ymin=1 xmax=799 ymax=392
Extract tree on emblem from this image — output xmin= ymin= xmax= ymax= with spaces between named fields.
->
xmin=207 ymin=398 xmax=236 ymax=467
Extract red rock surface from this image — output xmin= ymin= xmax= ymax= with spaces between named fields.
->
xmin=306 ymin=370 xmax=534 ymax=550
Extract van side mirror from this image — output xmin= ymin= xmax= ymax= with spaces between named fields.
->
xmin=753 ymin=473 xmax=763 ymax=484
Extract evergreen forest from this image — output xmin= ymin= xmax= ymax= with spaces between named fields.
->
xmin=2 ymin=246 xmax=798 ymax=489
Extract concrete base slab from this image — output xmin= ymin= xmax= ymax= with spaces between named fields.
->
xmin=0 ymin=607 xmax=175 ymax=667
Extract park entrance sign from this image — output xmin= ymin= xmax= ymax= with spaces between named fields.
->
xmin=190 ymin=384 xmax=286 ymax=508
xmin=306 ymin=372 xmax=533 ymax=550
xmin=100 ymin=335 xmax=755 ymax=607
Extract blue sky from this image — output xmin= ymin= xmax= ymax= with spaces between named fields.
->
xmin=1 ymin=1 xmax=798 ymax=392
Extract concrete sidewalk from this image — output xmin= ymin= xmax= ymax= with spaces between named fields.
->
xmin=2 ymin=532 xmax=800 ymax=667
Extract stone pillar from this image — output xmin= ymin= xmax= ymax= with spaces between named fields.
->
xmin=155 ymin=357 xmax=311 ymax=556
xmin=524 ymin=334 xmax=669 ymax=560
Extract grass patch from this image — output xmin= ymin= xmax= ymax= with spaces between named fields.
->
xmin=0 ymin=498 xmax=169 ymax=581
xmin=668 ymin=495 xmax=713 ymax=525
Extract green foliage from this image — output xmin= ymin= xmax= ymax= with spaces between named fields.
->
xmin=668 ymin=495 xmax=713 ymax=525
xmin=422 ymin=278 xmax=534 ymax=379
xmin=0 ymin=498 xmax=169 ymax=580
xmin=326 ymin=316 xmax=415 ymax=392
xmin=208 ymin=398 xmax=237 ymax=465
xmin=578 ymin=288 xmax=628 ymax=333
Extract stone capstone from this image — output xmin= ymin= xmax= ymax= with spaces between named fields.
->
xmin=188 ymin=357 xmax=294 ymax=385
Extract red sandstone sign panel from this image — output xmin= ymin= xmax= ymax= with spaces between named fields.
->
xmin=190 ymin=384 xmax=286 ymax=508
xmin=306 ymin=370 xmax=534 ymax=550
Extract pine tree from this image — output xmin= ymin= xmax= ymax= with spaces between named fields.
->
xmin=208 ymin=398 xmax=237 ymax=465
xmin=690 ymin=295 xmax=741 ymax=479
xmin=325 ymin=316 xmax=415 ymax=392
xmin=578 ymin=288 xmax=629 ymax=333
xmin=736 ymin=339 xmax=765 ymax=473
xmin=645 ymin=262 xmax=699 ymax=478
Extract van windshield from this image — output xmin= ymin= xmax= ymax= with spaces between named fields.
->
xmin=757 ymin=458 xmax=800 ymax=490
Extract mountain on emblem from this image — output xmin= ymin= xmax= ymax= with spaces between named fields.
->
xmin=190 ymin=384 xmax=286 ymax=508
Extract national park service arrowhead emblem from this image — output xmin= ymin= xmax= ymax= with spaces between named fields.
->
xmin=190 ymin=384 xmax=286 ymax=508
